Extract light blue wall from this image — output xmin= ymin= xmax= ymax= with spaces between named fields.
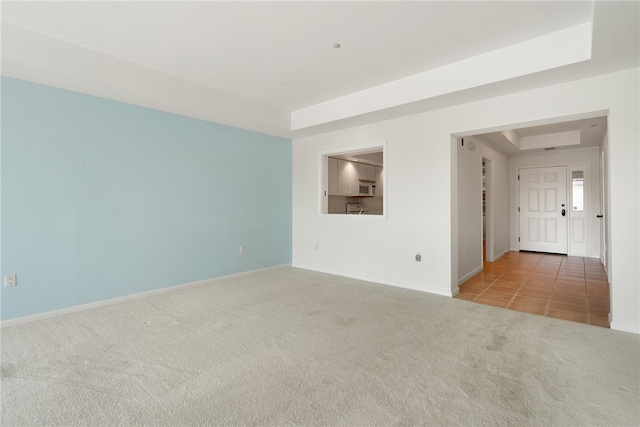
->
xmin=0 ymin=77 xmax=292 ymax=321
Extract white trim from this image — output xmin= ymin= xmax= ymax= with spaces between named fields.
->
xmin=1 ymin=264 xmax=291 ymax=328
xmin=492 ymin=249 xmax=510 ymax=261
xmin=319 ymin=213 xmax=388 ymax=220
xmin=317 ymin=141 xmax=387 ymax=161
xmin=319 ymin=141 xmax=387 ymax=217
xmin=458 ymin=265 xmax=483 ymax=286
xmin=610 ymin=320 xmax=639 ymax=334
xmin=294 ymin=265 xmax=457 ymax=297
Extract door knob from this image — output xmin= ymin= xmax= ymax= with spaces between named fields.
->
xmin=561 ymin=209 xmax=566 ymax=217
xmin=597 ymin=214 xmax=603 ymax=218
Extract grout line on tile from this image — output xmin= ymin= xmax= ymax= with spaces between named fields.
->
xmin=583 ymin=257 xmax=590 ymax=323
xmin=542 ymin=254 xmax=562 ymax=315
xmin=458 ymin=252 xmax=610 ymax=328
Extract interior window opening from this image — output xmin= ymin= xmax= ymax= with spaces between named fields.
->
xmin=322 ymin=147 xmax=384 ymax=215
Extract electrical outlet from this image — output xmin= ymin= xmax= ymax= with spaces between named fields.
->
xmin=5 ymin=274 xmax=17 ymax=288
xmin=415 ymin=254 xmax=422 ymax=262
xmin=239 ymin=246 xmax=245 ymax=254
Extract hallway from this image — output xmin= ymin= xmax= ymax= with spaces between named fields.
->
xmin=456 ymin=252 xmax=610 ymax=327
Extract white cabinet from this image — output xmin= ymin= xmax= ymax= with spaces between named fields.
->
xmin=328 ymin=157 xmax=338 ymax=196
xmin=338 ymin=159 xmax=358 ymax=196
xmin=333 ymin=160 xmax=381 ymax=198
xmin=358 ymin=163 xmax=376 ymax=181
xmin=375 ymin=166 xmax=384 ymax=197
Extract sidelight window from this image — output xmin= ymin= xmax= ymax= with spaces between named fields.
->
xmin=572 ymin=170 xmax=584 ymax=212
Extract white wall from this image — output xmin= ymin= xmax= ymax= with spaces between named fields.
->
xmin=293 ymin=115 xmax=455 ymax=297
xmin=456 ymin=135 xmax=511 ymax=284
xmin=292 ymin=68 xmax=639 ymax=334
xmin=601 ymin=134 xmax=611 ymax=274
xmin=509 ymin=147 xmax=601 ymax=257
xmin=457 ymin=138 xmax=483 ymax=283
xmin=478 ymin=137 xmax=511 ymax=260
xmin=606 ymin=74 xmax=640 ymax=334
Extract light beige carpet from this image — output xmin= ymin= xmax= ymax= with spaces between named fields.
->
xmin=1 ymin=266 xmax=639 ymax=426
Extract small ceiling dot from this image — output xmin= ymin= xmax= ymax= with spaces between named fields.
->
xmin=332 ymin=43 xmax=341 ymax=49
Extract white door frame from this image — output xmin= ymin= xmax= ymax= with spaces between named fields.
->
xmin=483 ymin=157 xmax=495 ymax=262
xmin=600 ymin=139 xmax=609 ymax=273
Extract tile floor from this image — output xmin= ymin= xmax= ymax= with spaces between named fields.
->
xmin=456 ymin=251 xmax=610 ymax=328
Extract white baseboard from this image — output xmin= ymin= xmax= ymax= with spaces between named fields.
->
xmin=458 ymin=265 xmax=483 ymax=286
xmin=292 ymin=264 xmax=457 ymax=297
xmin=610 ymin=319 xmax=639 ymax=334
xmin=1 ymin=264 xmax=291 ymax=328
xmin=609 ymin=313 xmax=640 ymax=334
xmin=491 ymin=249 xmax=510 ymax=262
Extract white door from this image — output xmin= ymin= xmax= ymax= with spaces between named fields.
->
xmin=599 ymin=146 xmax=607 ymax=269
xmin=519 ymin=166 xmax=568 ymax=254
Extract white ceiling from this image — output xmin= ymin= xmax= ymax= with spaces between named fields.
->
xmin=331 ymin=151 xmax=384 ymax=166
xmin=1 ymin=1 xmax=638 ymax=138
xmin=477 ymin=116 xmax=608 ymax=155
xmin=0 ymin=1 xmax=594 ymax=111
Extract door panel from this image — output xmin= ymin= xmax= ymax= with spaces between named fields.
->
xmin=528 ymin=189 xmax=540 ymax=211
xmin=545 ymin=188 xmax=557 ymax=212
xmin=520 ymin=166 xmax=568 ymax=254
xmin=572 ymin=218 xmax=585 ymax=243
xmin=545 ymin=218 xmax=557 ymax=242
xmin=528 ymin=218 xmax=540 ymax=241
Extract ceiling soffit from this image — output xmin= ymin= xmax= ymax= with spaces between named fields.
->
xmin=291 ymin=23 xmax=592 ymax=130
xmin=1 ymin=1 xmax=637 ymax=137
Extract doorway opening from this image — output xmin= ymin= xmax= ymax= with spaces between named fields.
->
xmin=452 ymin=112 xmax=611 ymax=328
